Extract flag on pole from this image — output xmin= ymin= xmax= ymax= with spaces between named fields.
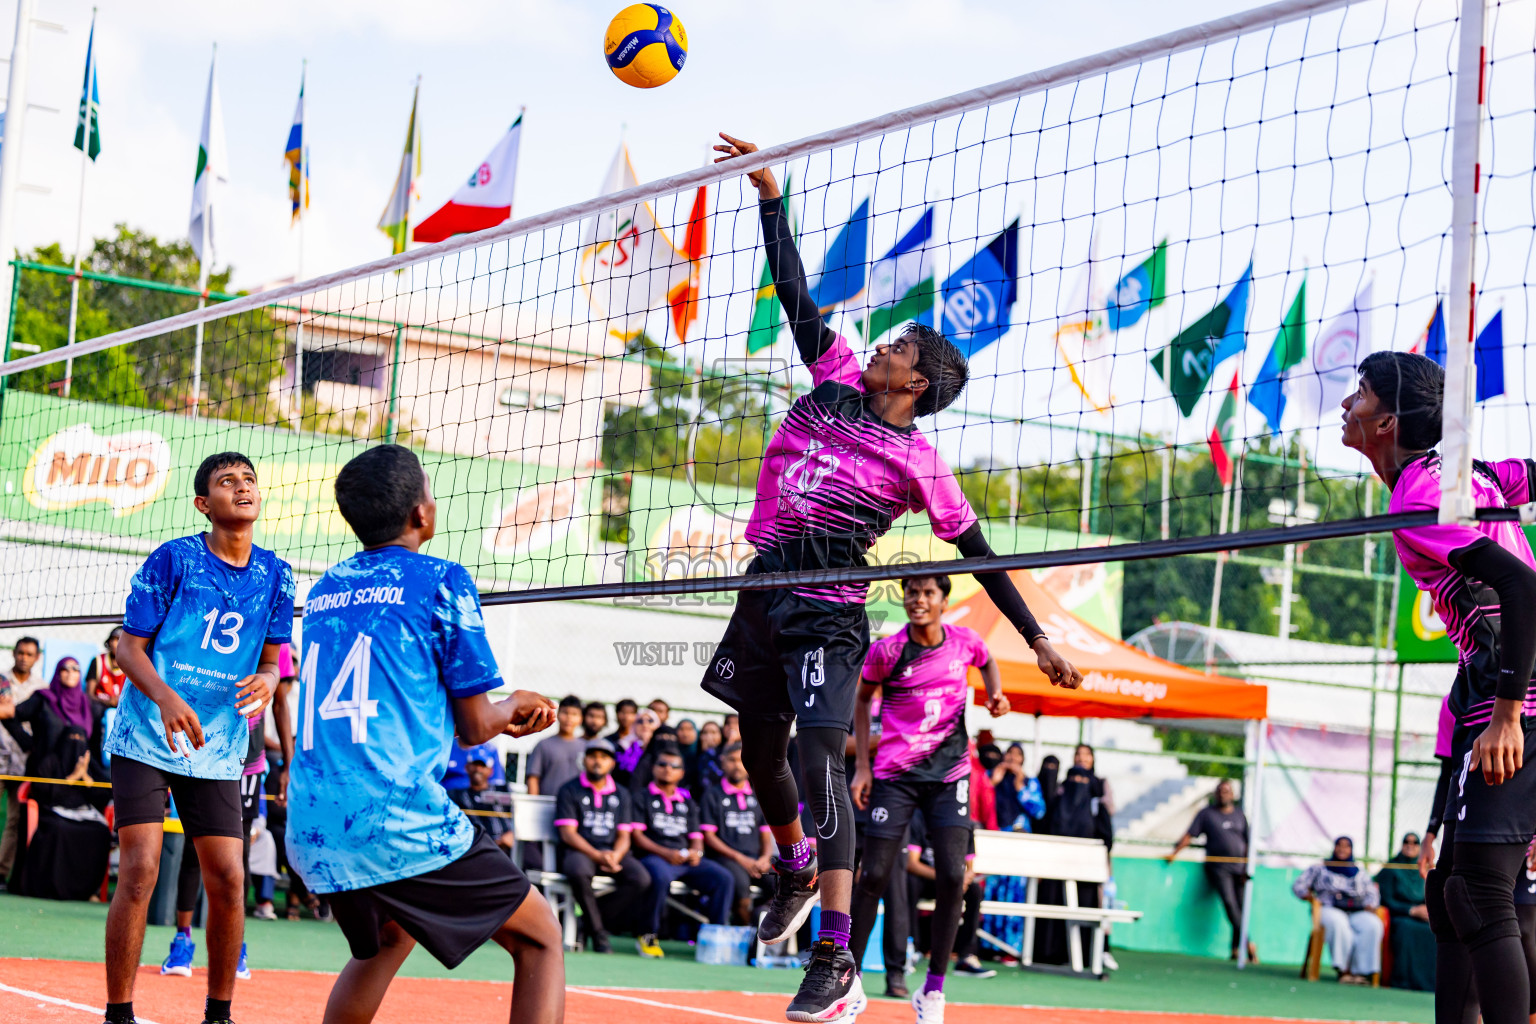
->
xmin=284 ymin=71 xmax=308 ymax=224
xmin=856 ymin=207 xmax=935 ymax=342
xmin=1208 ymin=370 xmax=1241 ymax=485
xmin=1055 ymin=230 xmax=1113 ymax=411
xmin=667 ymin=182 xmax=708 ymax=341
xmin=378 ymin=79 xmax=422 ymax=255
xmin=808 ymin=198 xmax=870 ymax=314
xmin=1151 ymin=263 xmax=1252 ymax=417
xmin=746 ymin=175 xmax=796 ymax=354
xmin=1105 ymin=240 xmax=1166 ymax=331
xmin=1287 ymin=282 xmax=1372 ymax=428
xmin=413 ymin=113 xmax=524 ymax=244
xmin=1475 ymin=309 xmax=1505 ymax=402
xmin=940 ymin=219 xmax=1020 ymax=358
xmin=73 ymin=17 xmax=101 ymax=161
xmin=1417 ymin=299 xmax=1447 ymax=361
xmin=1248 ymin=278 xmax=1307 ymax=435
xmin=189 ymin=51 xmax=228 ymax=265
xmin=576 ymin=142 xmax=691 ymax=339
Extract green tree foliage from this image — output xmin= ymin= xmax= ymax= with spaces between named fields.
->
xmin=1153 ymin=725 xmax=1248 ymax=779
xmin=959 ymin=435 xmax=1393 ymax=647
xmin=7 ymin=226 xmax=288 ymax=424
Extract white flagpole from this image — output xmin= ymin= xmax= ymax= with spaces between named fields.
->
xmin=191 ymin=43 xmax=215 ymax=419
xmin=292 ymin=60 xmax=306 ymax=431
xmin=63 ymin=8 xmax=97 ymax=399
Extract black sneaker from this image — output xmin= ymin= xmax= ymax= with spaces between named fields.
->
xmin=786 ymin=939 xmax=864 ymax=1022
xmin=884 ymin=976 xmax=910 ymax=999
xmin=757 ymin=857 xmax=819 ymax=945
xmin=591 ymin=931 xmax=613 ymax=954
xmin=953 ymin=955 xmax=996 ymax=979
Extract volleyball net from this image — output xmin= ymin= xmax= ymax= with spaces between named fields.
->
xmin=0 ymin=0 xmax=1526 ymax=627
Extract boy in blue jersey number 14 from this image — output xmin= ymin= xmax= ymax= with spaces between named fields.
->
xmin=286 ymin=445 xmax=565 ymax=1024
xmin=103 ymin=453 xmax=295 ymax=1024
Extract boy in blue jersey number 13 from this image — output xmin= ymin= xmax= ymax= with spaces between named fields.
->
xmin=286 ymin=445 xmax=565 ymax=1024
xmin=103 ymin=453 xmax=295 ymax=1024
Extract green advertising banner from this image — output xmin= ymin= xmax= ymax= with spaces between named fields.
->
xmin=1393 ymin=523 xmax=1536 ymax=663
xmin=0 ymin=390 xmax=597 ymax=597
xmin=617 ymin=472 xmax=1124 ymax=637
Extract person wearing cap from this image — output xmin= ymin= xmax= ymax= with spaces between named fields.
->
xmin=553 ymin=738 xmax=651 ymax=953
xmin=631 ymin=743 xmax=733 ymax=957
xmin=527 ymin=695 xmax=587 ymax=796
xmin=454 ymin=755 xmax=515 ymax=853
xmin=701 ymin=741 xmax=776 ymax=926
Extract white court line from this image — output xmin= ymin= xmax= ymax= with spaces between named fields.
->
xmin=0 ymin=979 xmax=166 ymax=1024
xmin=569 ymin=985 xmax=784 ymax=1024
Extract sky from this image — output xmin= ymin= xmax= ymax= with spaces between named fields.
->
xmin=0 ymin=0 xmax=1238 ymax=290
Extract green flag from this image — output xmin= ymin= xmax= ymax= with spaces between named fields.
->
xmin=1151 ymin=264 xmax=1252 ymax=417
xmin=73 ymin=16 xmax=101 ymax=161
xmin=746 ymin=176 xmax=795 ymax=354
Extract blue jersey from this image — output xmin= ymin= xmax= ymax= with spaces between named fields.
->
xmin=286 ymin=546 xmax=504 ymax=892
xmin=107 ymin=534 xmax=295 ymax=780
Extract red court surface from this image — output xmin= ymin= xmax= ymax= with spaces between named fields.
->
xmin=0 ymin=958 xmax=1408 ymax=1024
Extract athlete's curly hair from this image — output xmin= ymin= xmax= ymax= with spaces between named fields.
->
xmin=1357 ymin=350 xmax=1444 ymax=451
xmin=899 ymin=322 xmax=969 ymax=416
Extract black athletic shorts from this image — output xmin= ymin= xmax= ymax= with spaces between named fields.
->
xmin=326 ymin=832 xmax=533 ymax=969
xmin=239 ymin=773 xmax=263 ymax=822
xmin=1442 ymin=727 xmax=1536 ymax=844
xmin=701 ymin=581 xmax=869 ymax=731
xmin=865 ymin=776 xmax=972 ymax=840
xmin=111 ymin=756 xmax=243 ymax=839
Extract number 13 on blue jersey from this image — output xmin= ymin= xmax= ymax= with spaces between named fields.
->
xmin=301 ymin=634 xmax=380 ymax=748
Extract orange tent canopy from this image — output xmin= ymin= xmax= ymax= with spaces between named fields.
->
xmin=947 ymin=570 xmax=1267 ymax=721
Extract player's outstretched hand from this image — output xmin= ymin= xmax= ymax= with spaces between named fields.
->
xmin=849 ymin=764 xmax=873 ymax=810
xmin=1032 ymin=638 xmax=1082 ymax=689
xmin=985 ymin=693 xmax=1012 ymax=718
xmin=714 ymin=133 xmax=779 ymax=200
xmin=234 ymin=672 xmax=274 ymax=720
xmin=157 ymin=692 xmax=204 ymax=756
xmin=501 ymin=691 xmax=558 ymax=737
xmin=1472 ymin=700 xmax=1525 ymax=786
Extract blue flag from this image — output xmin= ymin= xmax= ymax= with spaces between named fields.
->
xmin=808 ymin=197 xmax=870 ymax=314
xmin=1422 ymin=301 xmax=1447 ymax=365
xmin=940 ymin=219 xmax=1020 ymax=357
xmin=1209 ymin=262 xmax=1253 ymax=367
xmin=1476 ymin=310 xmax=1505 ymax=402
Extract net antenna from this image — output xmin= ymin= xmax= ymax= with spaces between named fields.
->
xmin=0 ymin=0 xmax=1515 ymax=627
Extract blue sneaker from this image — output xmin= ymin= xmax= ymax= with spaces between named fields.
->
xmin=160 ymin=932 xmax=194 ymax=977
xmin=235 ymin=942 xmax=252 ymax=981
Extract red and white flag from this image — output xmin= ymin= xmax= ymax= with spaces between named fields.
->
xmin=413 ymin=113 xmax=523 ymax=243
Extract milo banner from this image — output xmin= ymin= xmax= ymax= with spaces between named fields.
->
xmin=617 ymin=472 xmax=1124 ymax=638
xmin=1393 ymin=522 xmax=1536 ymax=663
xmin=0 ymin=390 xmax=597 ymax=596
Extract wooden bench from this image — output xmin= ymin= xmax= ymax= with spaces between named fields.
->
xmin=509 ymin=793 xmax=755 ymax=951
xmin=913 ymin=831 xmax=1141 ymax=979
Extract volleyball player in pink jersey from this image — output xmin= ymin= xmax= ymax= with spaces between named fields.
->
xmin=849 ymin=575 xmax=1010 ymax=1024
xmin=1343 ymin=351 xmax=1536 ymax=1024
xmin=707 ymin=134 xmax=1080 ymax=1024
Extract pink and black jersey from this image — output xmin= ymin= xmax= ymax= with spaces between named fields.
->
xmin=1391 ymin=452 xmax=1536 ymax=727
xmin=744 ymin=334 xmax=978 ymax=604
xmin=863 ymin=624 xmax=990 ymax=782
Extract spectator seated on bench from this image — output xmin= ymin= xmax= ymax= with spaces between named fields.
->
xmin=1293 ymin=836 xmax=1384 ymax=986
xmin=552 ymin=738 xmax=651 ymax=953
xmin=630 ymin=745 xmax=732 ymax=957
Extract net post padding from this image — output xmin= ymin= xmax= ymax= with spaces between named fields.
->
xmin=0 ymin=0 xmax=1361 ymax=382
xmin=1440 ymin=0 xmax=1487 ymax=525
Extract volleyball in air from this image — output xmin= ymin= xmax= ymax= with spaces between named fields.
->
xmin=604 ymin=4 xmax=688 ymax=89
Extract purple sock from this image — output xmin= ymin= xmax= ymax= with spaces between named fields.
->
xmin=778 ymin=837 xmax=813 ymax=872
xmin=818 ymin=910 xmax=852 ymax=949
xmin=177 ymin=926 xmax=192 ymax=939
xmin=923 ymin=972 xmax=944 ymax=994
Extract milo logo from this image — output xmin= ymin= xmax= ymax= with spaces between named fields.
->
xmin=23 ymin=422 xmax=171 ymax=516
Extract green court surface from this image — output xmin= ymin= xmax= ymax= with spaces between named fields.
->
xmin=0 ymin=894 xmax=1433 ymax=1022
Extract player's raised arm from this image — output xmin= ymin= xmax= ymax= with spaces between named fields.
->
xmin=953 ymin=523 xmax=1081 ymax=688
xmin=715 ymin=132 xmax=835 ymax=368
